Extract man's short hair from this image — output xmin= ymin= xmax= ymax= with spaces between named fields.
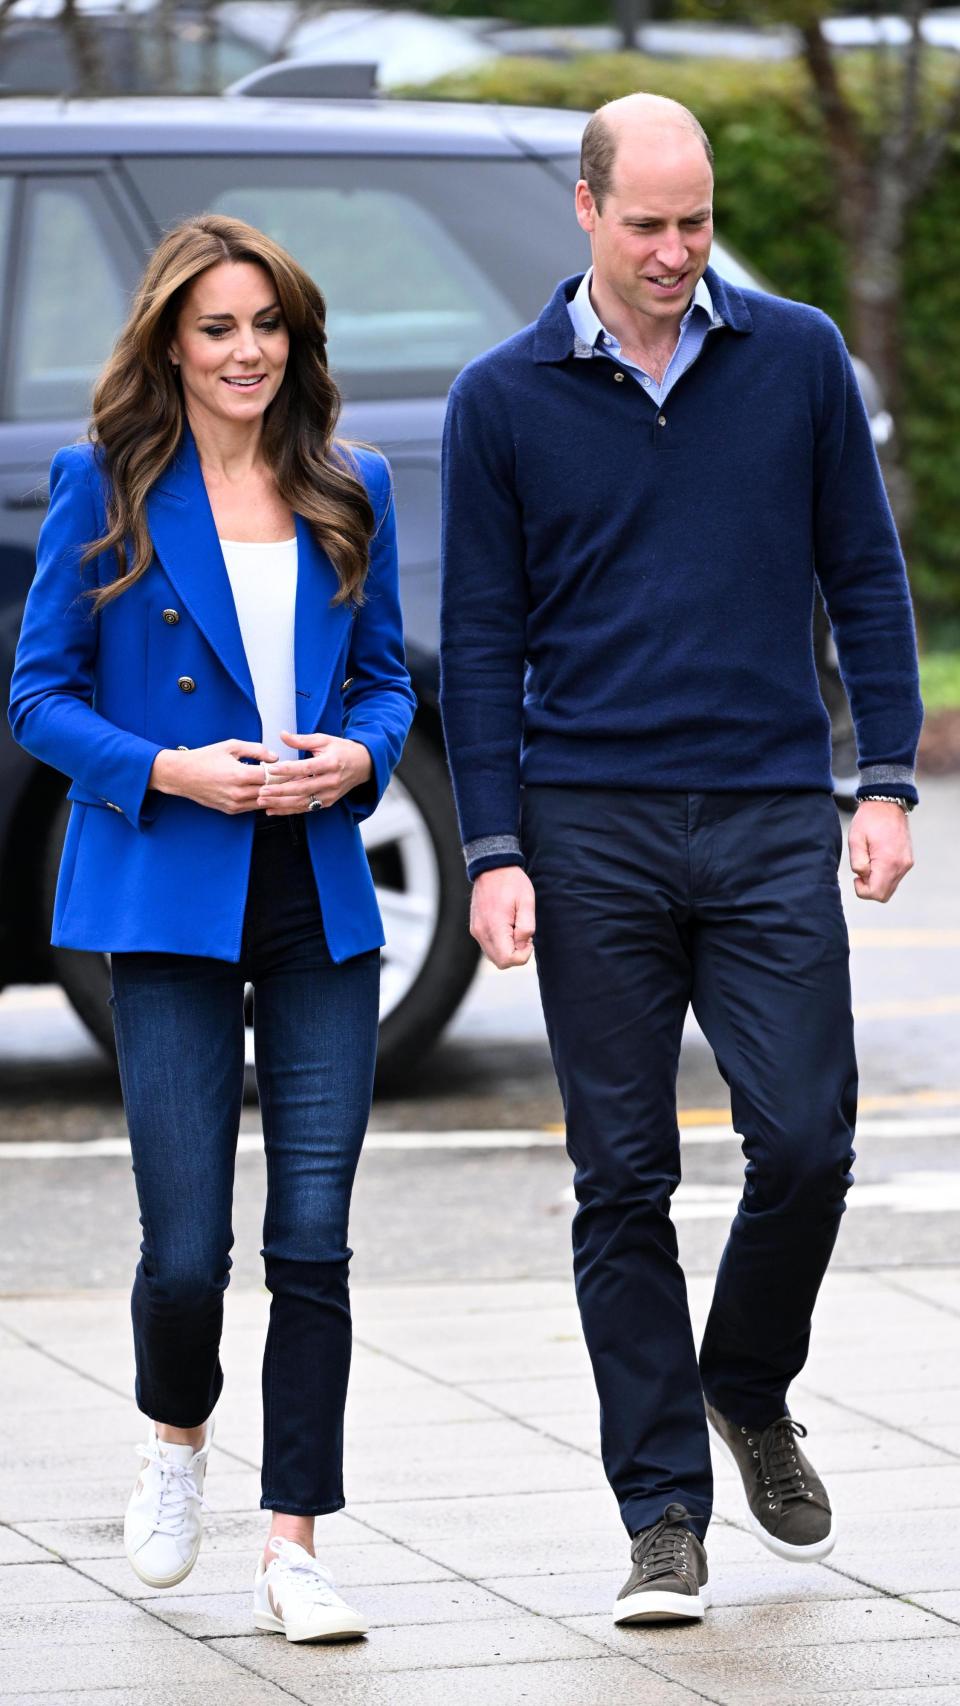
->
xmin=580 ymin=103 xmax=714 ymax=212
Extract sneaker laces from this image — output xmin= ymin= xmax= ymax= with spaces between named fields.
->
xmin=630 ymin=1503 xmax=696 ymax=1583
xmin=757 ymin=1417 xmax=812 ymax=1509
xmin=134 ymin=1440 xmax=209 ymax=1538
xmin=267 ymin=1538 xmax=342 ymax=1606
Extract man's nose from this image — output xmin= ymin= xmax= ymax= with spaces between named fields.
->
xmin=655 ymin=234 xmax=688 ymax=270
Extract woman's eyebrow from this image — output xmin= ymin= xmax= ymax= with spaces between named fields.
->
xmin=195 ymin=301 xmax=281 ymax=322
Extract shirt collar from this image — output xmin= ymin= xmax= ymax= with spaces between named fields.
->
xmin=568 ymin=266 xmax=722 ymax=353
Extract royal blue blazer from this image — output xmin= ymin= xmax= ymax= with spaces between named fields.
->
xmin=8 ymin=431 xmax=416 ymax=963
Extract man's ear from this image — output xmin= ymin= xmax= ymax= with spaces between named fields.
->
xmin=575 ymin=179 xmax=598 ymax=236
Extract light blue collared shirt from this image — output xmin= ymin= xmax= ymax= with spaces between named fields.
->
xmin=567 ymin=267 xmax=723 ymax=406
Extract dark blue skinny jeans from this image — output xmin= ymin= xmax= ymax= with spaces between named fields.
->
xmin=110 ymin=812 xmax=380 ymax=1516
xmin=521 ymin=787 xmax=858 ymax=1543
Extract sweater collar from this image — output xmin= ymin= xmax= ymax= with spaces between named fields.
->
xmin=532 ymin=265 xmax=753 ymax=364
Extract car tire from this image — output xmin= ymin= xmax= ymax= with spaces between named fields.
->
xmin=42 ymin=730 xmax=480 ymax=1085
xmin=367 ymin=726 xmax=480 ymax=1090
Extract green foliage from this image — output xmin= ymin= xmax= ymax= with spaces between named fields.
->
xmin=408 ymin=52 xmax=960 ymax=623
xmin=920 ymin=649 xmax=960 ymax=711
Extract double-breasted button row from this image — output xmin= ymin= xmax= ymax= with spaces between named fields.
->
xmin=178 ymin=676 xmax=196 ymax=694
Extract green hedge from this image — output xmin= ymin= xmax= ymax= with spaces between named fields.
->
xmin=409 ymin=53 xmax=960 ymax=626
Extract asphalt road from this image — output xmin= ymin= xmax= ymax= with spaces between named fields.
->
xmin=1 ymin=777 xmax=958 ymax=1294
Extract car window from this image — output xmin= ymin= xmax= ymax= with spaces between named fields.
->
xmin=9 ymin=179 xmax=131 ymax=421
xmin=127 ymin=155 xmax=589 ymax=400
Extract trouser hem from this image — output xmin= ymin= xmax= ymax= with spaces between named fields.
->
xmin=260 ymin=1497 xmax=346 ymax=1517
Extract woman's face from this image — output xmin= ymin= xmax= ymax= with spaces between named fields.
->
xmin=168 ymin=260 xmax=290 ymax=429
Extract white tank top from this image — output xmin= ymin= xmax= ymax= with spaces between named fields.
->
xmin=220 ymin=536 xmax=298 ymax=757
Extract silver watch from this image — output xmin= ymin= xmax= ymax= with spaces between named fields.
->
xmin=859 ymin=793 xmax=915 ymax=813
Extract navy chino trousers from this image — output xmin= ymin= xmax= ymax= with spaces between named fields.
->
xmin=521 ymin=786 xmax=857 ymax=1542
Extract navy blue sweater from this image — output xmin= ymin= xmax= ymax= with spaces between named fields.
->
xmin=440 ymin=270 xmax=923 ymax=879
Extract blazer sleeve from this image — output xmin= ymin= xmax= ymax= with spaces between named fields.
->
xmin=341 ymin=454 xmax=417 ymax=822
xmin=7 ymin=446 xmax=163 ymax=829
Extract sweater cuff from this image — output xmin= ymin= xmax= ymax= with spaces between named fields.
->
xmin=464 ymin=833 xmax=525 ymax=883
xmin=856 ymin=763 xmax=918 ymax=806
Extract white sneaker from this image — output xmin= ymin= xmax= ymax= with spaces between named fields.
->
xmin=123 ymin=1417 xmax=214 ymax=1589
xmin=253 ymin=1537 xmax=368 ymax=1643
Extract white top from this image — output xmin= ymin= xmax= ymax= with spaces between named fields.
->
xmin=220 ymin=536 xmax=298 ymax=758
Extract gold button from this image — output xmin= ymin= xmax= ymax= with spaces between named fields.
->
xmin=341 ymin=677 xmax=354 ymax=691
xmin=162 ymin=608 xmax=180 ymax=625
xmin=613 ymin=371 xmax=624 ymax=383
xmin=658 ymin=414 xmax=667 ymax=426
xmin=177 ymin=676 xmax=196 ymax=694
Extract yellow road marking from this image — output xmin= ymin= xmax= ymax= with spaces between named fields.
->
xmin=540 ymin=1088 xmax=960 ymax=1133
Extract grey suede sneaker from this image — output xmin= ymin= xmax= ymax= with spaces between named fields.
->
xmin=613 ymin=1502 xmax=710 ymax=1625
xmin=706 ymin=1403 xmax=835 ymax=1561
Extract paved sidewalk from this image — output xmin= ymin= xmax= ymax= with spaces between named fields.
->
xmin=2 ymin=1267 xmax=960 ymax=1705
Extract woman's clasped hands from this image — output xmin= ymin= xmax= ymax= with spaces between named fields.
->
xmin=258 ymin=730 xmax=373 ymax=814
xmin=150 ymin=731 xmax=372 ymax=816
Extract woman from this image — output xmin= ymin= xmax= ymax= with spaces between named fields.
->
xmin=9 ymin=215 xmax=415 ymax=1642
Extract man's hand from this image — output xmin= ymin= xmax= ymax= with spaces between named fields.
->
xmin=848 ymin=800 xmax=914 ymax=903
xmin=471 ymin=867 xmax=536 ymax=968
xmin=256 ymin=732 xmax=373 ymax=814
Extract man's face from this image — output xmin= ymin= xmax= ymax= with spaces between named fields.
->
xmin=576 ymin=130 xmax=714 ymax=324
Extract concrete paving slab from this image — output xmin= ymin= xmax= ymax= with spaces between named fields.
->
xmin=483 ymin=1559 xmax=866 ymax=1618
xmin=562 ymin=1594 xmax=949 ymax=1654
xmin=459 ymin=1375 xmax=597 ymax=1417
xmin=151 ymin=1579 xmax=522 ymax=1639
xmin=0 ymin=1636 xmax=256 ymax=1693
xmin=13 ymin=1507 xmax=372 ymax=1562
xmin=911 ymin=1590 xmax=960 ymax=1624
xmin=0 ymin=1564 xmax=114 ymax=1606
xmin=193 ymin=1655 xmax=707 ymax=1706
xmin=832 ymin=1385 xmax=960 ymax=1428
xmin=81 ymin=1541 xmax=455 ymax=1600
xmin=344 ymin=1417 xmax=606 ymax=1499
xmin=0 ymin=1529 xmax=52 ymax=1566
xmin=0 ymin=1598 xmax=182 ymax=1647
xmin=647 ymin=1634 xmax=960 ymax=1698
xmin=211 ymin=1614 xmax=604 ymax=1678
xmin=0 ymin=1468 xmax=263 ymax=1525
xmin=834 ymin=1550 xmax=960 ymax=1596
xmin=0 ymin=1692 xmax=295 ymax=1706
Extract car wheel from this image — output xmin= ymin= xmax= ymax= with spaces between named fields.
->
xmin=365 ymin=726 xmax=480 ymax=1088
xmin=43 ymin=729 xmax=480 ymax=1083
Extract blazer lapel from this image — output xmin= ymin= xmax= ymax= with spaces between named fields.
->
xmin=293 ymin=512 xmax=352 ymax=734
xmin=146 ymin=431 xmax=256 ymax=706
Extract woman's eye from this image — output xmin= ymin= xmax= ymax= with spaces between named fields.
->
xmin=257 ymin=319 xmax=282 ymax=332
xmin=204 ymin=326 xmax=229 ymax=338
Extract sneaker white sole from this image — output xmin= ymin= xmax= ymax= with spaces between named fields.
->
xmin=709 ymin=1428 xmax=837 ymax=1562
xmin=254 ymin=1609 xmax=368 ymax=1643
xmin=613 ymin=1582 xmax=711 ymax=1624
xmin=123 ymin=1529 xmax=202 ymax=1590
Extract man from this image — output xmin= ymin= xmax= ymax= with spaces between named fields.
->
xmin=439 ymin=93 xmax=921 ymax=1625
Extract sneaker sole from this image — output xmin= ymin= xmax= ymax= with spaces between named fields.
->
xmin=709 ymin=1428 xmax=837 ymax=1562
xmin=254 ymin=1610 xmax=368 ymax=1643
xmin=123 ymin=1532 xmax=202 ymax=1590
xmin=613 ymin=1583 xmax=711 ymax=1625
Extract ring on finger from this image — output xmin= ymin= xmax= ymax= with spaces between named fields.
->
xmin=307 ymin=796 xmax=324 ymax=812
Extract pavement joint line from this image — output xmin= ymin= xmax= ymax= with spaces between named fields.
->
xmin=871 ymin=1269 xmax=960 ymax=1324
xmin=796 ymin=1381 xmax=960 ymax=1468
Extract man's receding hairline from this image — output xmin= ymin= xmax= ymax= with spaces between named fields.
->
xmin=579 ymin=97 xmax=714 ymax=213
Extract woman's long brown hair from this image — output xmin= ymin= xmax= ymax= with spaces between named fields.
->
xmin=85 ymin=213 xmax=374 ymax=611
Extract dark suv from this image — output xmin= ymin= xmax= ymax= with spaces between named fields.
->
xmin=0 ymin=94 xmax=866 ymax=1081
